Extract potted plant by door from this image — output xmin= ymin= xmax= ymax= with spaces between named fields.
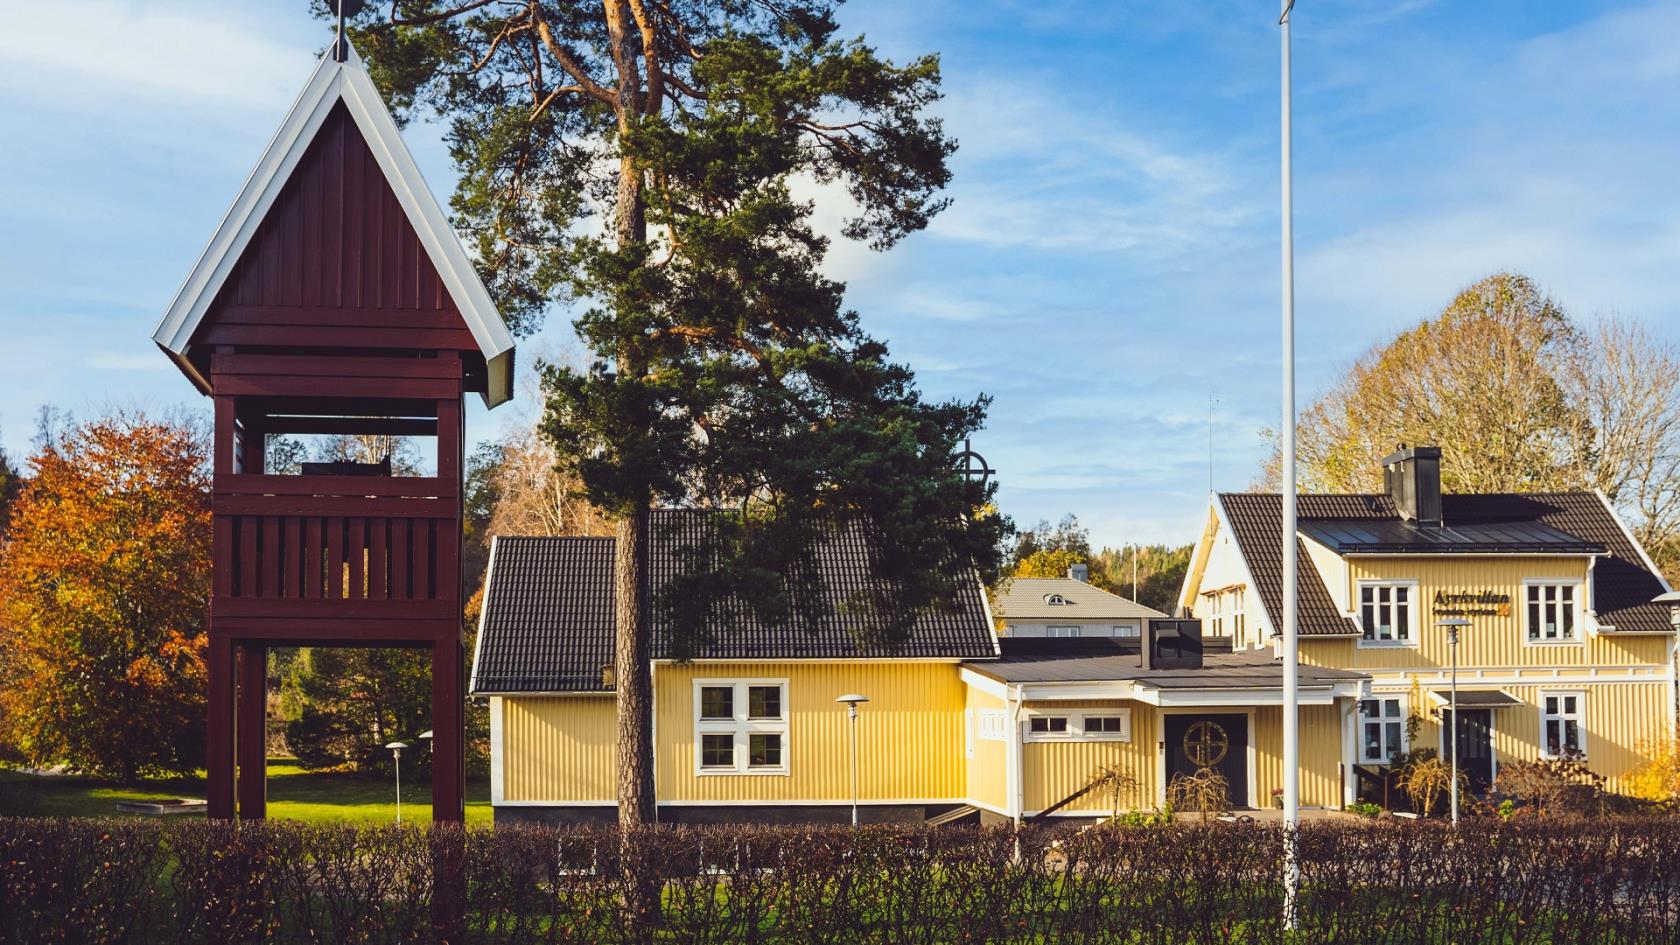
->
xmin=1271 ymin=787 xmax=1284 ymax=809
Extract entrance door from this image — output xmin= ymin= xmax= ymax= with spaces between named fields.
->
xmin=1164 ymin=713 xmax=1249 ymax=808
xmin=1442 ymin=708 xmax=1495 ymax=793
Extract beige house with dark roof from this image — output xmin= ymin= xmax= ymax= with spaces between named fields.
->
xmin=1179 ymin=446 xmax=1678 ymax=802
xmin=991 ymin=575 xmax=1166 ymax=639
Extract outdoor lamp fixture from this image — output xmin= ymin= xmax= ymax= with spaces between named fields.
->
xmin=1654 ymin=591 xmax=1680 ymax=630
xmin=835 ymin=694 xmax=870 ymax=827
xmin=1436 ymin=617 xmax=1473 ymax=827
xmin=418 ymin=730 xmax=434 ymax=750
xmin=386 ymin=741 xmax=409 ymax=824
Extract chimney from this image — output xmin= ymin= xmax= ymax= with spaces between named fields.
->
xmin=1067 ymin=563 xmax=1089 ymax=583
xmin=1382 ymin=445 xmax=1443 ymax=526
xmin=1142 ymin=619 xmax=1204 ymax=670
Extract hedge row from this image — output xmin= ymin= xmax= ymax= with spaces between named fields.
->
xmin=3 ymin=816 xmax=1679 ymax=944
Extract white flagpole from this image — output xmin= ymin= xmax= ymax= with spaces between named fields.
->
xmin=1279 ymin=0 xmax=1301 ymax=932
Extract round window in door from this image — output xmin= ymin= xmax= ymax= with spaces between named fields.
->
xmin=1183 ymin=720 xmax=1230 ymax=768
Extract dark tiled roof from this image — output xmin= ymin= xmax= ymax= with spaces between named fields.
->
xmin=962 ymin=648 xmax=1366 ymax=688
xmin=1298 ymin=518 xmax=1605 ymax=555
xmin=472 ymin=514 xmax=997 ymax=693
xmin=1219 ymin=491 xmax=1671 ymax=637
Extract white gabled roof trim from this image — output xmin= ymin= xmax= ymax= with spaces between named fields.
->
xmin=152 ymin=44 xmax=515 ymax=408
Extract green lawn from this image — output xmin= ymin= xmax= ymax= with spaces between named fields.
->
xmin=0 ymin=759 xmax=492 ymax=826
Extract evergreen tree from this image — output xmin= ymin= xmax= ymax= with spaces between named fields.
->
xmin=346 ymin=1 xmax=1008 ymax=822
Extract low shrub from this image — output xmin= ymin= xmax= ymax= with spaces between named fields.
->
xmin=3 ymin=815 xmax=1680 ymax=944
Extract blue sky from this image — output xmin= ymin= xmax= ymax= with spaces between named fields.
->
xmin=3 ymin=1 xmax=1679 ymax=549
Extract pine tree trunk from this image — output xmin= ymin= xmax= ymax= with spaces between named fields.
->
xmin=613 ymin=504 xmax=655 ymax=824
xmin=605 ymin=0 xmax=656 ymax=828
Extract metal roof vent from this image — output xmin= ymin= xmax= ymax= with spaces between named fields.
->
xmin=1382 ymin=445 xmax=1443 ymax=526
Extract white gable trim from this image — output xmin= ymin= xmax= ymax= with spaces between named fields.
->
xmin=1594 ymin=489 xmax=1673 ymax=594
xmin=152 ymin=45 xmax=515 ymax=408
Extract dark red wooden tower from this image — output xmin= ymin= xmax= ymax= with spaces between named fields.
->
xmin=154 ymin=47 xmax=515 ymax=822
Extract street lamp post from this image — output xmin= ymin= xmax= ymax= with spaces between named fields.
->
xmin=386 ymin=740 xmax=409 ymax=824
xmin=1436 ymin=617 xmax=1471 ymax=826
xmin=835 ymin=694 xmax=869 ymax=826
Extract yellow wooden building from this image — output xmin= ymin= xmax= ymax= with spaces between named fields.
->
xmin=1179 ymin=446 xmax=1678 ymax=801
xmin=471 ymin=512 xmax=1365 ymax=824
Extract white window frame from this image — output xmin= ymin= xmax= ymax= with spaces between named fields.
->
xmin=1203 ymin=591 xmax=1223 ymax=636
xmin=1357 ymin=695 xmax=1408 ymax=764
xmin=693 ymin=678 xmax=790 ymax=776
xmin=1113 ymin=622 xmax=1141 ymax=639
xmin=1523 ymin=580 xmax=1585 ymax=646
xmin=1045 ymin=593 xmax=1069 ymax=606
xmin=1229 ymin=589 xmax=1246 ymax=644
xmin=1046 ymin=625 xmax=1081 ymax=638
xmin=978 ymin=708 xmax=1007 ymax=741
xmin=1356 ymin=580 xmax=1419 ymax=648
xmin=1539 ymin=690 xmax=1587 ymax=760
xmin=1079 ymin=710 xmax=1132 ymax=742
xmin=1023 ymin=709 xmax=1132 ymax=742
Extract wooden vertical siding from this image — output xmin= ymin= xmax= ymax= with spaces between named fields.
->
xmin=1253 ymin=704 xmax=1346 ymax=809
xmin=1021 ymin=701 xmax=1158 ymax=813
xmin=1386 ymin=681 xmax=1669 ymax=791
xmin=501 ymin=696 xmax=617 ymax=802
xmin=652 ymin=662 xmax=968 ymax=803
xmin=964 ymin=685 xmax=1008 ymax=812
xmin=1340 ymin=556 xmax=1667 ymax=669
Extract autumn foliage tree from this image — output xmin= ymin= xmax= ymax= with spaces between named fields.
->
xmin=0 ymin=413 xmax=211 ymax=781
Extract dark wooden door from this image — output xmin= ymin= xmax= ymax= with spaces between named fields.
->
xmin=1164 ymin=713 xmax=1249 ymax=808
xmin=1442 ymin=708 xmax=1495 ymax=793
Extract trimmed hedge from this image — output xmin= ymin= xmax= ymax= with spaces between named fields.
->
xmin=3 ymin=816 xmax=1679 ymax=944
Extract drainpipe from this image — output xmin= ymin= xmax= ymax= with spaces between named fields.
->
xmin=1006 ymin=684 xmax=1024 ymax=827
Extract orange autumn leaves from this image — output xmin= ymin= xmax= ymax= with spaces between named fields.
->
xmin=0 ymin=413 xmax=211 ymax=780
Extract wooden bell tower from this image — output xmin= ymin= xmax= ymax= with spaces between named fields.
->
xmin=153 ymin=45 xmax=515 ymax=822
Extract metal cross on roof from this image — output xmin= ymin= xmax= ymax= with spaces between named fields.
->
xmin=953 ymin=438 xmax=995 ymax=488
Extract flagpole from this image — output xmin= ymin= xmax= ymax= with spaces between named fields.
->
xmin=1279 ymin=0 xmax=1301 ymax=932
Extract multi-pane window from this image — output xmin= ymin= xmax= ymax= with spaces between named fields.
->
xmin=1083 ymin=714 xmax=1131 ymax=741
xmin=1359 ymin=697 xmax=1406 ymax=764
xmin=695 ymin=680 xmax=789 ymax=774
xmin=1114 ymin=623 xmax=1141 ymax=638
xmin=1359 ymin=583 xmax=1413 ymax=644
xmin=1229 ymin=590 xmax=1246 ymax=643
xmin=1541 ymin=693 xmax=1585 ymax=758
xmin=1028 ymin=716 xmax=1070 ymax=736
xmin=1047 ymin=625 xmax=1081 ymax=638
xmin=1204 ymin=592 xmax=1224 ymax=636
xmin=1526 ymin=584 xmax=1579 ymax=642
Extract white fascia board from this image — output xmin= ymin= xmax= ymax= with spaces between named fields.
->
xmin=153 ymin=46 xmax=516 ymax=408
xmin=1015 ymin=681 xmax=1143 ymax=702
xmin=466 ymin=536 xmax=499 ymax=693
xmin=1144 ymin=686 xmax=1342 ymax=708
xmin=958 ymin=667 xmax=1009 ymax=699
xmin=1210 ymin=496 xmax=1279 ymax=632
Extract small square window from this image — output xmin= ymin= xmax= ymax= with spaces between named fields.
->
xmin=700 ymin=733 xmax=734 ymax=768
xmin=700 ymin=686 xmax=734 ymax=720
xmin=1029 ymin=717 xmax=1069 ymax=734
xmin=1085 ymin=716 xmax=1124 ymax=733
xmin=748 ymin=733 xmax=782 ymax=768
xmin=1047 ymin=626 xmax=1081 ymax=638
xmin=747 ymin=685 xmax=782 ymax=720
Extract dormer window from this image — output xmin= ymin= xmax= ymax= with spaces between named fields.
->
xmin=1045 ymin=594 xmax=1069 ymax=606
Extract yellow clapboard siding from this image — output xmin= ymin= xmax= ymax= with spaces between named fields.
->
xmin=1021 ymin=701 xmax=1157 ymax=812
xmin=1387 ymin=681 xmax=1668 ymax=791
xmin=501 ymin=696 xmax=617 ymax=802
xmin=654 ymin=662 xmax=968 ymax=802
xmin=1341 ymin=556 xmax=1667 ymax=669
xmin=965 ymin=685 xmax=1007 ymax=811
xmin=1253 ymin=704 xmax=1344 ymax=809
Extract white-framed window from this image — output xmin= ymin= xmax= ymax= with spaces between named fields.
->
xmin=1045 ymin=593 xmax=1069 ymax=606
xmin=1540 ymin=692 xmax=1586 ymax=759
xmin=1204 ymin=591 xmax=1223 ymax=636
xmin=1113 ymin=623 xmax=1141 ymax=639
xmin=1027 ymin=715 xmax=1070 ymax=738
xmin=1229 ymin=590 xmax=1246 ymax=643
xmin=1358 ymin=581 xmax=1416 ymax=646
xmin=1023 ymin=709 xmax=1132 ymax=742
xmin=1047 ymin=625 xmax=1081 ymax=638
xmin=1358 ymin=696 xmax=1407 ymax=764
xmin=1081 ymin=711 xmax=1132 ymax=742
xmin=978 ymin=709 xmax=1007 ymax=741
xmin=693 ymin=679 xmax=789 ymax=775
xmin=1525 ymin=582 xmax=1582 ymax=643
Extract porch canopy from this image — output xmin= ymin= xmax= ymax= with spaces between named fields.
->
xmin=960 ymin=647 xmax=1367 ymax=706
xmin=1428 ymin=689 xmax=1523 ymax=709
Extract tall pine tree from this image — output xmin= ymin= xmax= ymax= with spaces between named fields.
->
xmin=345 ymin=0 xmax=1007 ymax=822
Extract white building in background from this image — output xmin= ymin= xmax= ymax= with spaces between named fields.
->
xmin=991 ymin=571 xmax=1166 ymax=639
